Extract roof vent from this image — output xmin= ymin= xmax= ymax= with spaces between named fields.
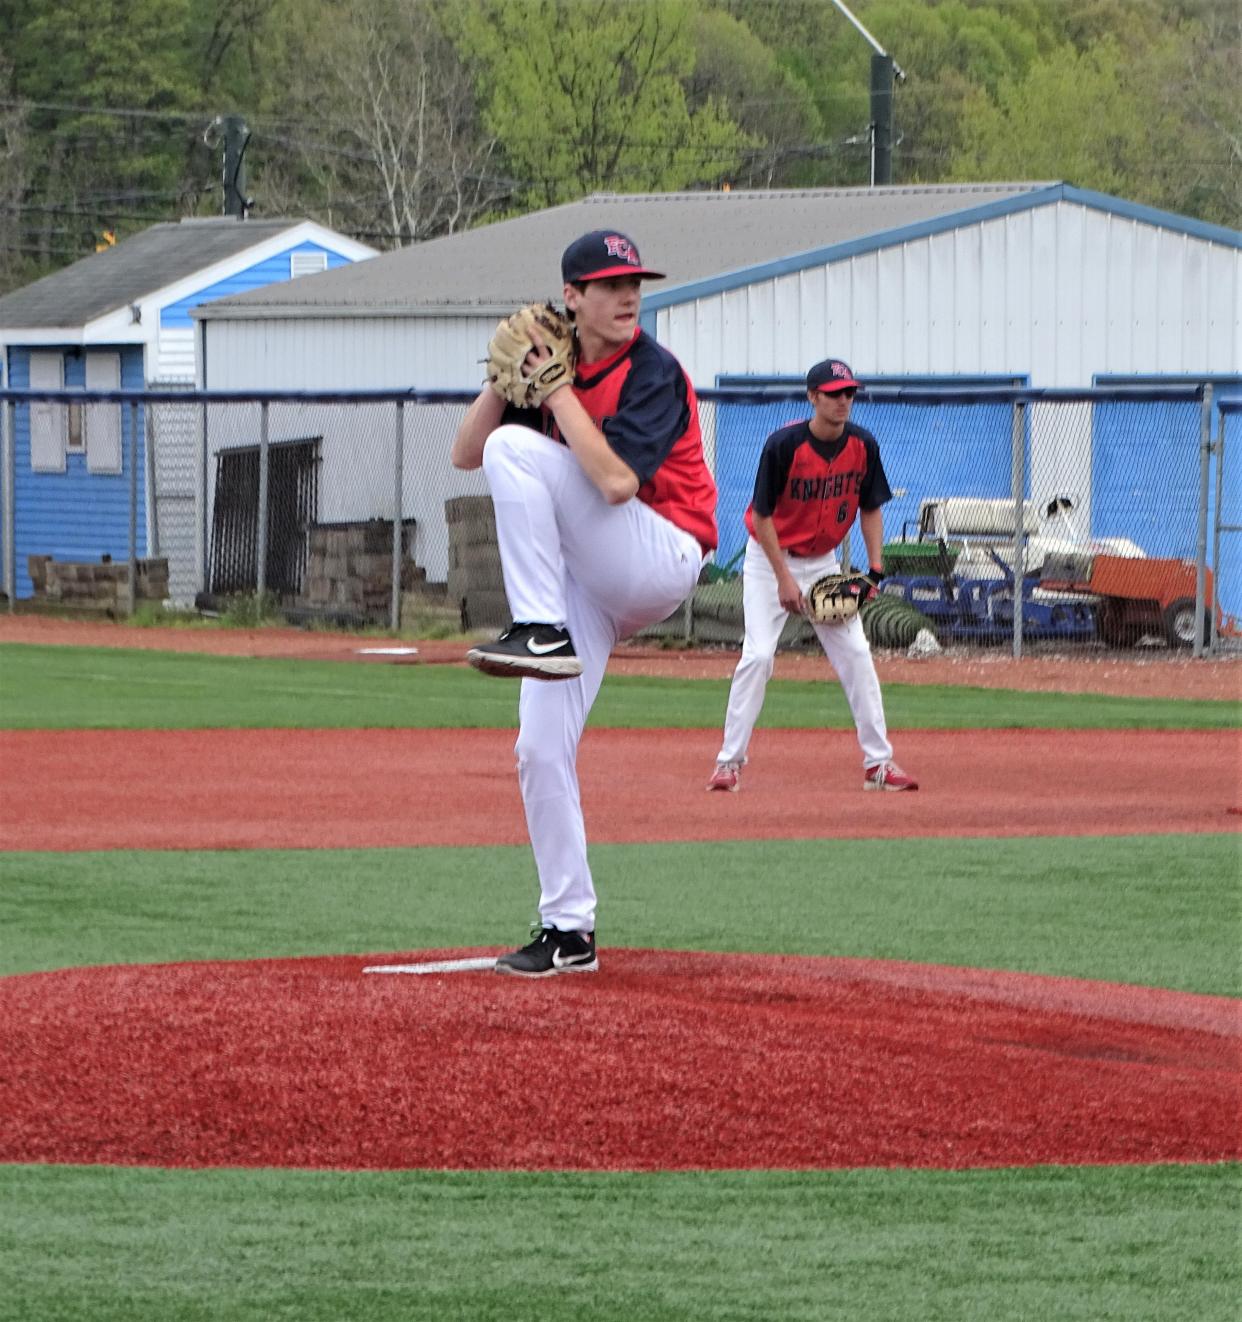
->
xmin=291 ymin=251 xmax=328 ymax=278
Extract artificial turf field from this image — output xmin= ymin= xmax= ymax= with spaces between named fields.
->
xmin=0 ymin=643 xmax=1238 ymax=1321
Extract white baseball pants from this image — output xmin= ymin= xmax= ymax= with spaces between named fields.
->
xmin=716 ymin=537 xmax=893 ymax=770
xmin=482 ymin=424 xmax=703 ymax=933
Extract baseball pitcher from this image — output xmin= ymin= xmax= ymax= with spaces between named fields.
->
xmin=451 ymin=229 xmax=718 ymax=976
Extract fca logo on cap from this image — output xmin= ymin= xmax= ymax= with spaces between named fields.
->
xmin=830 ymin=361 xmax=851 ymax=378
xmin=604 ymin=235 xmax=639 ymax=265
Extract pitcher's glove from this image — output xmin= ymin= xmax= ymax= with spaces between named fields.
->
xmin=485 ymin=302 xmax=576 ymax=408
xmin=805 ymin=570 xmax=883 ymax=624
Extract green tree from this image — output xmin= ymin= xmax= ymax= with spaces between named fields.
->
xmin=0 ymin=55 xmax=33 ymax=293
xmin=451 ymin=0 xmax=754 ymax=209
xmin=766 ymin=0 xmax=1052 ymax=184
xmin=948 ymin=24 xmax=1239 ymax=225
xmin=186 ymin=0 xmax=283 ymax=103
xmin=2 ymin=0 xmax=200 ymax=268
xmin=1032 ymin=0 xmax=1166 ymax=49
xmin=950 ymin=42 xmax=1139 ymax=195
xmin=686 ymin=7 xmax=824 ymax=187
xmin=1144 ymin=4 xmax=1241 ymax=225
xmin=248 ymin=0 xmax=505 ymax=243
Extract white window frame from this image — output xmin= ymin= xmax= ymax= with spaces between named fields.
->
xmin=84 ymin=352 xmax=123 ymax=474
xmin=28 ymin=351 xmax=66 ymax=472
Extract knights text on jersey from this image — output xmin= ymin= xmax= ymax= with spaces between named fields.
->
xmin=744 ymin=420 xmax=892 ymax=556
xmin=514 ymin=329 xmax=717 ymax=553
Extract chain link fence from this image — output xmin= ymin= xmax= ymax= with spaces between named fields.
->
xmin=2 ymin=384 xmax=1234 ymax=658
xmin=1218 ymin=399 xmax=1242 ymax=651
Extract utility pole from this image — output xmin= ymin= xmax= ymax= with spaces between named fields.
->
xmin=221 ymin=114 xmax=251 ymax=219
xmin=827 ymin=0 xmax=905 ymax=186
xmin=870 ymin=54 xmax=895 ymax=187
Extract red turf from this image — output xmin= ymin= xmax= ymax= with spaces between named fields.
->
xmin=2 ymin=950 xmax=1237 ymax=1171
xmin=3 ymin=727 xmax=1239 ymax=851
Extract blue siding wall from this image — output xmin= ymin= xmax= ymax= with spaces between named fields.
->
xmin=1218 ymin=427 xmax=1242 ymax=630
xmin=160 ymin=243 xmax=355 ymax=328
xmin=712 ymin=397 xmax=1017 ymax=572
xmin=1091 ymin=402 xmax=1203 ymax=556
xmin=9 ymin=344 xmax=147 ymax=599
xmin=1093 ymin=399 xmax=1239 ymax=625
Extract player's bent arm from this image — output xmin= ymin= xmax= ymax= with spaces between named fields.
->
xmin=545 ymin=387 xmax=640 ymax=505
xmin=752 ymin=513 xmax=803 ymax=612
xmin=859 ymin=506 xmax=885 ymax=573
xmin=451 ymin=387 xmax=506 ymax=470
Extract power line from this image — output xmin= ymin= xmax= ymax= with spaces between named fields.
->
xmin=0 ymin=98 xmax=214 ymax=123
xmin=15 ymin=188 xmax=213 ymax=208
xmin=5 ymin=62 xmax=1228 ymax=136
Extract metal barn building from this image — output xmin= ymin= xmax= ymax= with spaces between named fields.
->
xmin=195 ymin=183 xmax=1240 ymax=391
xmin=189 ymin=183 xmax=1240 ymax=595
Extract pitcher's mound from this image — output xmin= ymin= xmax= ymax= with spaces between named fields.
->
xmin=2 ymin=950 xmax=1237 ymax=1171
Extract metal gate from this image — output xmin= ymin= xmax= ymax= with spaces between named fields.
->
xmin=209 ymin=436 xmax=321 ymax=598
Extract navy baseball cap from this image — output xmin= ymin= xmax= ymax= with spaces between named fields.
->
xmin=807 ymin=358 xmax=861 ymax=393
xmin=562 ymin=230 xmax=665 ymax=283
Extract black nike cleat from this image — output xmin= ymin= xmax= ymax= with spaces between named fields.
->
xmin=467 ymin=623 xmax=582 ymax=680
xmin=494 ymin=926 xmax=598 ymax=977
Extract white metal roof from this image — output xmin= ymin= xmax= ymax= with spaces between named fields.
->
xmin=0 ymin=217 xmax=375 ymax=330
xmin=193 ymin=183 xmax=1060 ymax=319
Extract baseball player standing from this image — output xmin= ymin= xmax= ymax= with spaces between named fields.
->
xmin=706 ymin=358 xmax=917 ymax=794
xmin=451 ymin=229 xmax=718 ymax=977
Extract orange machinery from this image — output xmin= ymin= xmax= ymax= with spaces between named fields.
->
xmin=1040 ymin=553 xmax=1218 ymax=647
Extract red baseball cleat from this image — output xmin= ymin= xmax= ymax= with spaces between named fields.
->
xmin=706 ymin=761 xmax=741 ymax=792
xmin=863 ymin=761 xmax=919 ymax=792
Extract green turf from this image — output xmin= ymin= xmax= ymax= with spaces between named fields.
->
xmin=0 ymin=1162 xmax=1236 ymax=1322
xmin=3 ymin=639 xmax=1239 ymax=1320
xmin=3 ymin=834 xmax=1237 ymax=994
xmin=2 ymin=643 xmax=1237 ymax=729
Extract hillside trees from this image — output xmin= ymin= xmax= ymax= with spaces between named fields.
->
xmin=0 ymin=0 xmax=1236 ymax=293
xmin=447 ymin=0 xmax=755 ymax=210
xmin=752 ymin=0 xmax=1053 ymax=184
xmin=250 ymin=0 xmax=507 ymax=245
xmin=0 ymin=56 xmax=30 ymax=289
xmin=947 ymin=7 xmax=1240 ymax=224
xmin=0 ymin=0 xmax=204 ymax=274
xmin=684 ymin=7 xmax=824 ymax=187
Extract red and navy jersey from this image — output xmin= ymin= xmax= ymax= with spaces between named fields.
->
xmin=504 ymin=329 xmax=717 ymax=552
xmin=744 ymin=419 xmax=891 ymax=556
